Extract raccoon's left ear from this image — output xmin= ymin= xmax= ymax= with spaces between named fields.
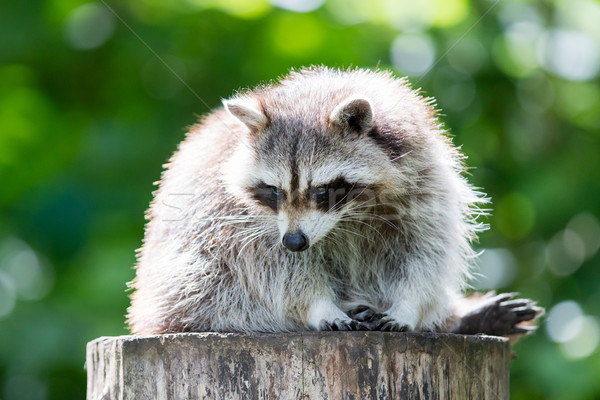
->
xmin=223 ymin=97 xmax=268 ymax=134
xmin=329 ymin=97 xmax=374 ymax=135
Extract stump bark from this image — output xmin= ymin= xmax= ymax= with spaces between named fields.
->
xmin=86 ymin=332 xmax=510 ymax=400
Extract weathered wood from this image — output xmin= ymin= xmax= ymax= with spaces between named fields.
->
xmin=86 ymin=332 xmax=510 ymax=400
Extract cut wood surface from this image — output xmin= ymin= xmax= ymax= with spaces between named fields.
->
xmin=86 ymin=332 xmax=510 ymax=400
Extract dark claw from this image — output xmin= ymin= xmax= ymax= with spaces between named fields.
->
xmin=359 ymin=313 xmax=409 ymax=332
xmin=494 ymin=292 xmax=520 ymax=302
xmin=359 ymin=313 xmax=385 ymax=330
xmin=508 ymin=325 xmax=538 ymax=335
xmin=319 ymin=318 xmax=367 ymax=331
xmin=511 ymin=306 xmax=542 ymax=323
xmin=380 ymin=320 xmax=408 ymax=332
xmin=320 ymin=320 xmax=335 ymax=331
xmin=346 ymin=307 xmax=412 ymax=332
xmin=347 ymin=305 xmax=377 ymax=322
xmin=499 ymin=299 xmax=531 ymax=308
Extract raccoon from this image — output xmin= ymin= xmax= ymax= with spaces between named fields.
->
xmin=127 ymin=66 xmax=542 ymax=335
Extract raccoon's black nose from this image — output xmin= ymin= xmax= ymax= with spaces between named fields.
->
xmin=282 ymin=232 xmax=309 ymax=252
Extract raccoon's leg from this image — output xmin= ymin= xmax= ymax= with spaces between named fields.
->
xmin=347 ymin=283 xmax=452 ymax=332
xmin=451 ymin=292 xmax=544 ymax=336
xmin=307 ymin=298 xmax=368 ymax=331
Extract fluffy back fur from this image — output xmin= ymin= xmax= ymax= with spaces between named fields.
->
xmin=128 ymin=67 xmax=490 ymax=334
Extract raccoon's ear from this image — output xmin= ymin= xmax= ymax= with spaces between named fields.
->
xmin=329 ymin=97 xmax=374 ymax=135
xmin=223 ymin=97 xmax=268 ymax=134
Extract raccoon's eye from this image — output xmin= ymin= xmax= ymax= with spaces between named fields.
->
xmin=271 ymin=186 xmax=283 ymax=197
xmin=249 ymin=183 xmax=285 ymax=212
xmin=309 ymin=186 xmax=328 ymax=200
xmin=315 ymin=186 xmax=327 ymax=195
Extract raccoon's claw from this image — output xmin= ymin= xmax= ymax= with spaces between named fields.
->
xmin=380 ymin=320 xmax=409 ymax=332
xmin=363 ymin=313 xmax=409 ymax=332
xmin=346 ymin=305 xmax=376 ymax=322
xmin=454 ymin=293 xmax=544 ymax=336
xmin=507 ymin=325 xmax=538 ymax=335
xmin=319 ymin=318 xmax=367 ymax=331
xmin=345 ymin=308 xmax=411 ymax=332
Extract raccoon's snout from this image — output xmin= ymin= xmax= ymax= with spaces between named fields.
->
xmin=282 ymin=231 xmax=309 ymax=252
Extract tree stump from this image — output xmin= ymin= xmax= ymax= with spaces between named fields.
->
xmin=86 ymin=332 xmax=510 ymax=400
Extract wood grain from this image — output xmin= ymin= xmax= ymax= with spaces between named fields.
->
xmin=86 ymin=332 xmax=510 ymax=400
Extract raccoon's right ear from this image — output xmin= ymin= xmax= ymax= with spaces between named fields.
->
xmin=223 ymin=97 xmax=268 ymax=134
xmin=329 ymin=96 xmax=374 ymax=135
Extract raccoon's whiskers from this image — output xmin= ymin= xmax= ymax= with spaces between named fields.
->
xmin=331 ymin=225 xmax=372 ymax=242
xmin=339 ymin=215 xmax=389 ymax=244
xmin=211 ymin=213 xmax=277 ymax=233
xmin=266 ymin=239 xmax=283 ymax=257
xmin=238 ymin=232 xmax=263 ymax=248
xmin=212 ymin=216 xmax=272 ymax=225
xmin=344 ymin=210 xmax=399 ymax=232
xmin=229 ymin=228 xmax=264 ymax=242
xmin=390 ymin=150 xmax=413 ymax=162
xmin=343 ymin=202 xmax=400 ymax=231
xmin=238 ymin=222 xmax=274 ymax=241
xmin=326 ymin=229 xmax=360 ymax=255
xmin=210 ymin=216 xmax=276 ymax=259
xmin=236 ymin=228 xmax=273 ymax=260
xmin=341 ymin=216 xmax=396 ymax=253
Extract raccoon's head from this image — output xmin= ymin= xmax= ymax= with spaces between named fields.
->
xmin=222 ymin=94 xmax=399 ymax=252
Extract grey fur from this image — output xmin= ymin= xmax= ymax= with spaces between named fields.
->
xmin=127 ymin=67 xmax=539 ymax=335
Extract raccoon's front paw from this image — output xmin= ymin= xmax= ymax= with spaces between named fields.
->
xmin=364 ymin=313 xmax=410 ymax=332
xmin=319 ymin=318 xmax=367 ymax=331
xmin=346 ymin=306 xmax=411 ymax=332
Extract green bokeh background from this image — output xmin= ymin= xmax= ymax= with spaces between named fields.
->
xmin=1 ymin=0 xmax=599 ymax=399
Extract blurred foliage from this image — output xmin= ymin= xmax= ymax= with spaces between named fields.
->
xmin=1 ymin=0 xmax=599 ymax=399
